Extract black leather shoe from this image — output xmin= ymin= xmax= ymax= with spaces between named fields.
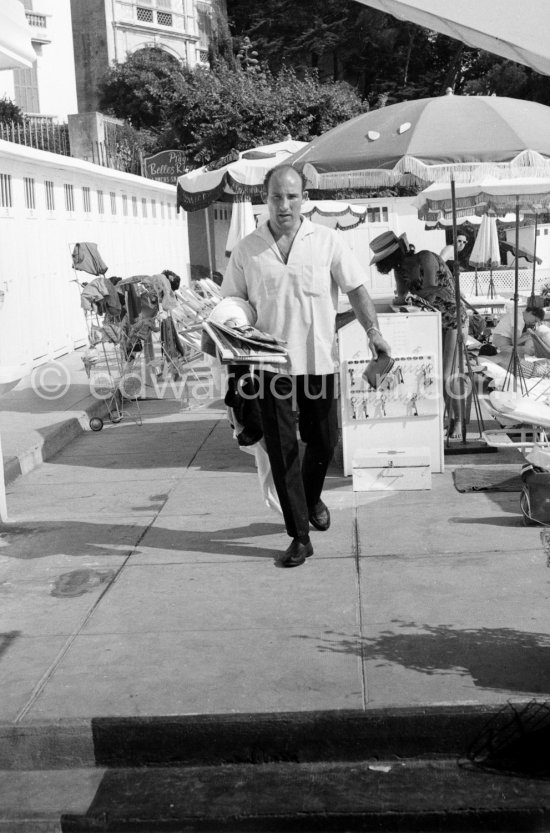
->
xmin=281 ymin=538 xmax=313 ymax=568
xmin=309 ymin=500 xmax=330 ymax=531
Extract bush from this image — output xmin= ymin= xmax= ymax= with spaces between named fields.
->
xmin=0 ymin=97 xmax=24 ymax=125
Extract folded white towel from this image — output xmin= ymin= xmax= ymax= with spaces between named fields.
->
xmin=207 ymin=296 xmax=256 ymax=327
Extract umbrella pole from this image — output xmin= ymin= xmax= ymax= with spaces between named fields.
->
xmin=451 ymin=179 xmax=467 ymax=442
xmin=503 ymin=199 xmax=529 ymax=396
xmin=204 ymin=206 xmax=214 ymax=275
xmin=531 ymin=212 xmax=539 ymax=299
xmin=512 ymin=198 xmax=520 ymax=392
xmin=444 ymin=180 xmax=488 ymax=454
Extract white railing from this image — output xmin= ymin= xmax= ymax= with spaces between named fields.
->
xmin=460 ymin=268 xmax=550 ymax=297
xmin=26 ymin=12 xmax=47 ymax=27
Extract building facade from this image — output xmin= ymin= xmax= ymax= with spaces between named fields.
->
xmin=70 ymin=0 xmax=226 ymax=113
xmin=0 ymin=0 xmax=78 ymax=122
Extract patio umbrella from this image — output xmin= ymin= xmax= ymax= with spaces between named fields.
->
xmin=417 ymin=176 xmax=550 ymax=391
xmin=469 ymin=212 xmax=501 ymax=298
xmin=352 ymin=0 xmax=550 ymax=76
xmin=500 ymin=240 xmax=542 ymax=265
xmin=286 ymin=94 xmax=550 ymax=190
xmin=470 ymin=214 xmax=501 ymax=269
xmin=177 ymin=139 xmax=308 ymax=211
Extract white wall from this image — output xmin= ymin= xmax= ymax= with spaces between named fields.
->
xmin=506 ymin=222 xmax=550 ymax=270
xmin=35 ymin=0 xmax=78 ymax=119
xmin=0 ymin=0 xmax=77 ymax=121
xmin=534 ymin=224 xmax=550 ymax=269
xmin=0 ymin=139 xmax=189 ymax=384
xmin=0 ymin=71 xmax=16 ymax=103
xmin=212 ymin=201 xmax=231 ymax=270
xmin=392 ymin=196 xmax=446 ymax=256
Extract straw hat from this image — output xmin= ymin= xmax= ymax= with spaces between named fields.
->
xmin=369 ymin=230 xmax=409 ymax=265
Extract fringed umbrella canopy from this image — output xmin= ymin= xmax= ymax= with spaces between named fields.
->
xmin=286 ymin=94 xmax=550 ymax=191
xmin=416 ymin=176 xmax=550 ymax=220
xmin=177 ymin=140 xmax=307 ymax=212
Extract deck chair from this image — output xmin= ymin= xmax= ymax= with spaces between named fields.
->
xmin=529 ymin=329 xmax=550 ymax=360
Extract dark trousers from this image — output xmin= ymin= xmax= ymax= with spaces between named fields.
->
xmin=258 ymin=371 xmax=338 ymax=540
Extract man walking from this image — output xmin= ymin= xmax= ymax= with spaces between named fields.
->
xmin=222 ymin=165 xmax=391 ymax=567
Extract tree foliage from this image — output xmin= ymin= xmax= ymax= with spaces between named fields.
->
xmin=98 ymin=1 xmax=550 ymax=171
xmin=98 ymin=47 xmax=186 ymax=130
xmin=461 ymin=55 xmax=550 ymax=105
xmin=0 ymin=97 xmax=24 ymax=125
xmin=226 ymin=0 xmax=550 ymax=105
xmin=99 ymin=50 xmax=365 ymax=167
xmin=227 ymin=0 xmax=460 ymax=101
xmin=164 ymin=61 xmax=365 ymax=165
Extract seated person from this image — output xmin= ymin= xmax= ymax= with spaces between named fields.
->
xmin=491 ymin=304 xmax=550 ymax=377
xmin=492 ymin=305 xmax=541 ymax=357
xmin=440 ymin=233 xmax=468 ymax=273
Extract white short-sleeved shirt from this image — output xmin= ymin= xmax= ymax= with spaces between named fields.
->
xmin=493 ymin=310 xmax=524 ymax=344
xmin=221 ymin=218 xmax=367 ymax=375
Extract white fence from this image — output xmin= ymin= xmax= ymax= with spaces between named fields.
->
xmin=0 ymin=140 xmax=189 ymax=386
xmin=460 ymin=268 xmax=550 ymax=298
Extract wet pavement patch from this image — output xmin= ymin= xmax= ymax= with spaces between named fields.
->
xmin=51 ymin=568 xmax=116 ymax=597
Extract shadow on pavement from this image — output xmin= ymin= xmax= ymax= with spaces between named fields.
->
xmin=293 ymin=623 xmax=550 ymax=695
xmin=0 ymin=520 xmax=283 ymax=560
xmin=0 ymin=630 xmax=20 ymax=659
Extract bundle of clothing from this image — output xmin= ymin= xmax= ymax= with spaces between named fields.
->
xmin=207 ymin=296 xmax=281 ymax=515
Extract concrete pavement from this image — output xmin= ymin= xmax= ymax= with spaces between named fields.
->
xmin=1 ymin=349 xmax=549 ymax=719
xmin=1 ymin=349 xmax=550 ymax=827
xmin=0 ymin=350 xmax=109 ymax=489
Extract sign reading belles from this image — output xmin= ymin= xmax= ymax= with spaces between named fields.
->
xmin=143 ymin=150 xmax=186 ymax=184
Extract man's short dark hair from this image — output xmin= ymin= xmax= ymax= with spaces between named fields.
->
xmin=525 ymin=305 xmax=545 ymax=321
xmin=263 ymin=164 xmax=307 ymax=194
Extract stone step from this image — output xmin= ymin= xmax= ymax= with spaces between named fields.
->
xmin=2 ymin=757 xmax=550 ymax=832
xmin=2 ymin=704 xmax=547 ymax=771
xmin=3 ymin=705 xmax=549 ymax=831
